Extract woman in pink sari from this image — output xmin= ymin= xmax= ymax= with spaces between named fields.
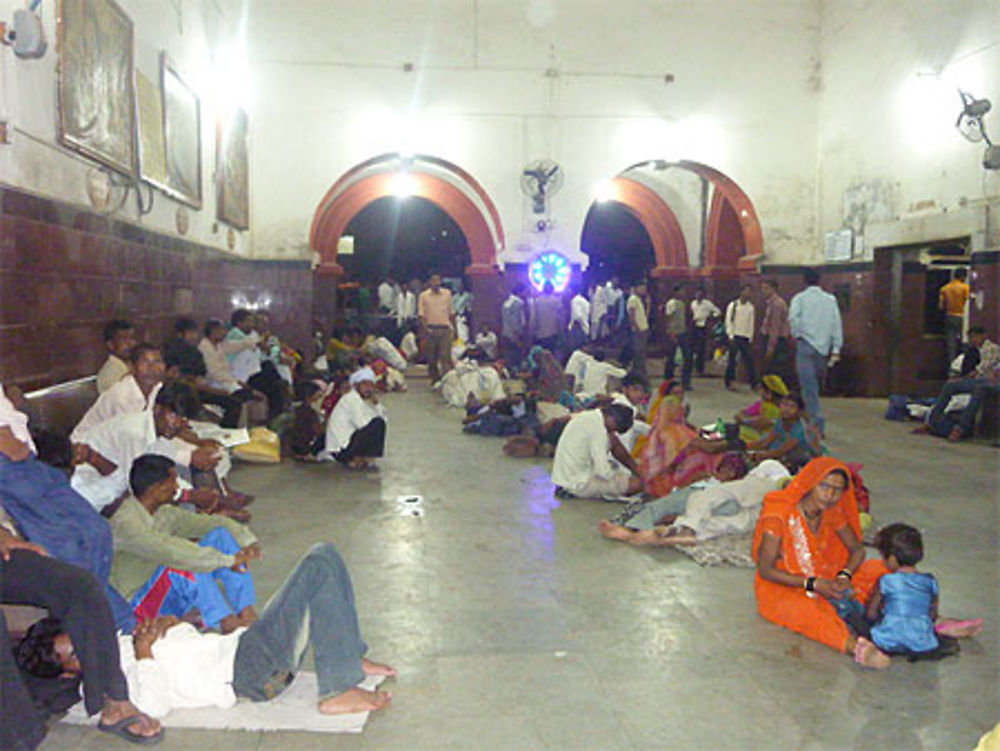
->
xmin=640 ymin=381 xmax=730 ymax=497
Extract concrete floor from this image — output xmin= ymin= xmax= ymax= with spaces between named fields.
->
xmin=40 ymin=376 xmax=998 ymax=751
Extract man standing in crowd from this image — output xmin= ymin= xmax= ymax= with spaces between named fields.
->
xmin=501 ymin=283 xmax=528 ymax=368
xmin=939 ymin=268 xmax=970 ymax=369
xmin=626 ymin=282 xmax=650 ymax=377
xmin=789 ymin=268 xmax=842 ymax=437
xmin=760 ymin=279 xmax=793 ymax=384
xmin=689 ymin=286 xmax=720 ymax=376
xmin=725 ymin=284 xmax=758 ymax=391
xmin=568 ymin=283 xmax=591 ymax=354
xmin=664 ymin=285 xmax=693 ymax=388
xmin=96 ymin=319 xmax=136 ymax=394
xmin=531 ymin=281 xmax=564 ymax=354
xmin=418 ymin=273 xmax=456 ymax=382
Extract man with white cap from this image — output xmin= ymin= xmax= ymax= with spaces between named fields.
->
xmin=322 ymin=368 xmax=387 ymax=469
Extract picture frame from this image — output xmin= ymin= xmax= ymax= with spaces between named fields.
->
xmin=57 ymin=0 xmax=136 ymax=176
xmin=216 ymin=107 xmax=250 ymax=230
xmin=160 ymin=54 xmax=203 ymax=208
xmin=135 ymin=67 xmax=169 ymax=188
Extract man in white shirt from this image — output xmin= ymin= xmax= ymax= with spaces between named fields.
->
xmin=395 ymin=281 xmax=418 ymax=329
xmin=72 ymin=344 xmax=165 ymax=441
xmin=23 ymin=541 xmax=395 ymax=718
xmin=568 ymin=285 xmax=591 ymax=353
xmin=564 ymin=347 xmax=595 ymax=392
xmin=322 ymin=367 xmax=387 ymax=470
xmin=724 ymin=284 xmax=758 ymax=390
xmin=551 ymin=404 xmax=643 ymax=499
xmin=689 ymin=287 xmax=721 ymax=375
xmin=96 ymin=319 xmax=136 ymax=394
xmin=610 ymin=372 xmax=651 ymax=455
xmin=580 ymin=353 xmax=627 ymax=395
xmin=71 ymin=383 xmax=219 ymax=512
xmin=626 ymin=282 xmax=650 ymax=376
xmin=377 ymin=277 xmax=397 ymax=314
xmin=226 ymin=310 xmax=287 ymax=420
xmin=589 ymin=283 xmax=608 ymax=340
xmin=501 ymin=284 xmax=528 ymax=367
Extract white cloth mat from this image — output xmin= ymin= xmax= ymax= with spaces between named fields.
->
xmin=62 ymin=672 xmax=386 ymax=734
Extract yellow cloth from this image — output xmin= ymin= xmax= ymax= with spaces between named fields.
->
xmin=762 ymin=374 xmax=789 ymax=396
xmin=232 ymin=427 xmax=281 ymax=464
xmin=975 ymin=724 xmax=1000 ymax=751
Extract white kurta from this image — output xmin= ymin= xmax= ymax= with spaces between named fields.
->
xmin=71 ymin=411 xmax=193 ymax=510
xmin=580 ymin=361 xmax=627 ymax=395
xmin=323 ymin=388 xmax=387 ymax=454
xmin=198 ymin=338 xmax=241 ymax=393
xmin=225 ymin=330 xmax=262 ymax=382
xmin=0 ymin=385 xmax=34 ymax=452
xmin=365 ymin=336 xmax=408 ymax=371
xmin=96 ymin=355 xmax=130 ymax=394
xmin=71 ymin=376 xmax=161 ymax=442
xmin=551 ymin=409 xmax=628 ymax=496
xmin=589 ymin=286 xmax=608 ymax=338
xmin=569 ymin=294 xmax=591 ymax=335
xmin=437 ymin=361 xmax=506 ymax=407
xmin=564 ymin=349 xmax=594 ymax=392
xmin=119 ymin=623 xmax=245 ymax=718
xmin=611 ymin=392 xmax=650 ymax=454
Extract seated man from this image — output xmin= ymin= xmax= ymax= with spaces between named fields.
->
xmin=579 ymin=351 xmax=627 ymax=396
xmin=551 ymin=403 xmax=643 ymax=499
xmin=322 ymin=367 xmax=386 ymax=470
xmin=463 ymin=387 xmax=538 ymax=436
xmin=165 ymin=317 xmax=256 ymax=429
xmin=0 ymin=385 xmax=134 ymax=630
xmin=289 ymin=380 xmax=328 ymax=460
xmin=111 ymin=454 xmax=259 ymax=633
xmin=226 ymin=310 xmax=286 ymax=420
xmin=917 ymin=326 xmax=999 ymax=441
xmin=71 ymin=382 xmax=230 ymax=515
xmin=96 ymin=319 xmax=136 ymax=394
xmin=72 ymin=343 xmax=165 ymax=441
xmin=608 ymin=372 xmax=651 ymax=455
xmin=21 ymin=542 xmax=394 ymax=718
xmin=2 ymin=526 xmax=162 ymax=746
xmin=599 ymin=457 xmax=790 ymax=546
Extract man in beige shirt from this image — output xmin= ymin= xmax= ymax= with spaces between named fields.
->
xmin=626 ymin=282 xmax=650 ymax=377
xmin=96 ymin=320 xmax=136 ymax=393
xmin=418 ymin=274 xmax=457 ymax=382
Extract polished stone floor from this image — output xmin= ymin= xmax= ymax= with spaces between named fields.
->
xmin=40 ymin=376 xmax=998 ymax=750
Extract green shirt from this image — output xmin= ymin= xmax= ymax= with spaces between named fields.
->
xmin=110 ymin=497 xmax=257 ymax=598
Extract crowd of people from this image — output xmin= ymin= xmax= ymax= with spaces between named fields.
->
xmin=0 ymin=266 xmax=990 ymax=749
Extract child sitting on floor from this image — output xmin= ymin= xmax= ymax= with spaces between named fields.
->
xmin=867 ymin=523 xmax=983 ymax=658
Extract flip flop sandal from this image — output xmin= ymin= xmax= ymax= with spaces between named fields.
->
xmin=97 ymin=713 xmax=164 ymax=745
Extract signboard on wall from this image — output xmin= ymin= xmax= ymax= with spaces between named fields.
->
xmin=825 ymin=228 xmax=854 ymax=262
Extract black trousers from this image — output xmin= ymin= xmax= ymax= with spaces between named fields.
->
xmin=725 ymin=335 xmax=758 ymax=388
xmin=199 ymin=387 xmax=255 ymax=428
xmin=664 ymin=333 xmax=693 ymax=387
xmin=762 ymin=336 xmax=794 ymax=386
xmin=249 ymin=362 xmax=287 ymax=420
xmin=691 ymin=326 xmax=709 ymax=374
xmin=1 ymin=550 xmax=129 ymax=740
xmin=334 ymin=418 xmax=387 ymax=464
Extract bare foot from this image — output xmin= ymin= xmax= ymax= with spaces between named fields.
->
xmin=362 ymin=657 xmax=397 ymax=676
xmin=598 ymin=520 xmax=633 ymax=542
xmin=219 ymin=614 xmax=242 ymax=634
xmin=911 ymin=424 xmax=930 ymax=435
xmin=657 ymin=526 xmax=698 ymax=546
xmin=626 ymin=529 xmax=667 ymax=546
xmin=854 ymin=637 xmax=891 ymax=669
xmin=238 ymin=605 xmax=258 ymax=626
xmin=935 ymin=618 xmax=984 ymax=638
xmin=101 ymin=699 xmax=162 ymax=740
xmin=947 ymin=427 xmax=964 ymax=442
xmin=318 ymin=687 xmax=392 ymax=715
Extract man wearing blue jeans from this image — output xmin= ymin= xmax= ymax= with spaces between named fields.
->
xmin=919 ymin=333 xmax=1000 ymax=441
xmin=790 ymin=268 xmax=843 ymax=437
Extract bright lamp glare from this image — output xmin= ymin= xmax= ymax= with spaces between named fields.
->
xmin=594 ymin=180 xmax=617 ymax=202
xmin=529 ymin=252 xmax=571 ymax=292
xmin=389 ymin=172 xmax=418 ymax=197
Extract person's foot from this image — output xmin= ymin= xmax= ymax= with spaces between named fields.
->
xmin=598 ymin=520 xmax=633 ymax=542
xmin=100 ymin=699 xmax=163 ymax=743
xmin=657 ymin=526 xmax=697 ymax=546
xmin=854 ymin=637 xmax=891 ymax=669
xmin=318 ymin=687 xmax=392 ymax=715
xmin=935 ymin=618 xmax=984 ymax=638
xmin=947 ymin=427 xmax=964 ymax=442
xmin=225 ymin=491 xmax=255 ymax=507
xmin=238 ymin=605 xmax=258 ymax=626
xmin=219 ymin=614 xmax=243 ymax=634
xmin=625 ymin=529 xmax=667 ymax=546
xmin=911 ymin=424 xmax=931 ymax=435
xmin=216 ymin=507 xmax=252 ymax=523
xmin=362 ymin=658 xmax=397 ymax=677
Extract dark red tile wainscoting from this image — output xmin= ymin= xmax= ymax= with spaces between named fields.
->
xmin=0 ymin=187 xmax=313 ymax=390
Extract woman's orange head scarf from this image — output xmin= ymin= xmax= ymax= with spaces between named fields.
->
xmin=752 ymin=456 xmax=860 ymax=562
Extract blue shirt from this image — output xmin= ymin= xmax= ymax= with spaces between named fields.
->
xmin=789 ymin=285 xmax=843 ymax=356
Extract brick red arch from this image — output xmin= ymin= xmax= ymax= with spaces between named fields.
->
xmin=309 ymin=156 xmax=502 ymax=278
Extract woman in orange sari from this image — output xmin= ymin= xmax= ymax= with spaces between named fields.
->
xmin=640 ymin=381 xmax=729 ymax=497
xmin=753 ymin=457 xmax=891 ymax=668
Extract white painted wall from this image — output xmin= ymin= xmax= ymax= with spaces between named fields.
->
xmin=247 ymin=0 xmax=823 ymax=263
xmin=816 ymin=0 xmax=1000 ymax=259
xmin=0 ymin=0 xmax=249 ymax=254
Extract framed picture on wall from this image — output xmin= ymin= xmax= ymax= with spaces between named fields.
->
xmin=216 ymin=108 xmax=249 ymax=230
xmin=57 ymin=0 xmax=136 ymax=176
xmin=135 ymin=68 xmax=169 ymax=187
xmin=160 ymin=54 xmax=202 ymax=208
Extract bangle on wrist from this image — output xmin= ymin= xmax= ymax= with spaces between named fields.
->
xmin=804 ymin=576 xmax=817 ymax=593
xmin=836 ymin=569 xmax=852 ymax=581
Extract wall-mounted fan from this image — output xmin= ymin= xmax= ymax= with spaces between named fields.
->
xmin=520 ymin=159 xmax=564 ymax=214
xmin=956 ymin=90 xmax=1000 ymax=170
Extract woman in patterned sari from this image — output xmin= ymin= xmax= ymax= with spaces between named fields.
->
xmin=753 ymin=457 xmax=890 ymax=668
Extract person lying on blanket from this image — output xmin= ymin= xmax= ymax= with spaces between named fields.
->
xmin=18 ymin=546 xmax=395 ymax=718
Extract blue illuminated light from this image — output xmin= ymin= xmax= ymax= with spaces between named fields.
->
xmin=528 ymin=252 xmax=572 ymax=292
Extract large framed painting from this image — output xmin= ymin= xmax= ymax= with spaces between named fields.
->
xmin=160 ymin=54 xmax=202 ymax=208
xmin=216 ymin=108 xmax=249 ymax=229
xmin=135 ymin=68 xmax=168 ymax=187
xmin=57 ymin=0 xmax=136 ymax=176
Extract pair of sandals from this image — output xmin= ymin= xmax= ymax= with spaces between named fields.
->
xmin=97 ymin=713 xmax=163 ymax=745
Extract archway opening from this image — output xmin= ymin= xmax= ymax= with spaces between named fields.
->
xmin=580 ymin=201 xmax=657 ymax=285
xmin=341 ymin=196 xmax=471 ymax=284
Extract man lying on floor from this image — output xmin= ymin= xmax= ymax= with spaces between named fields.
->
xmin=111 ymin=455 xmax=260 ymax=634
xmin=20 ymin=544 xmax=395 ymax=718
xmin=551 ymin=403 xmax=643 ymax=499
xmin=599 ymin=456 xmax=790 ymax=547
